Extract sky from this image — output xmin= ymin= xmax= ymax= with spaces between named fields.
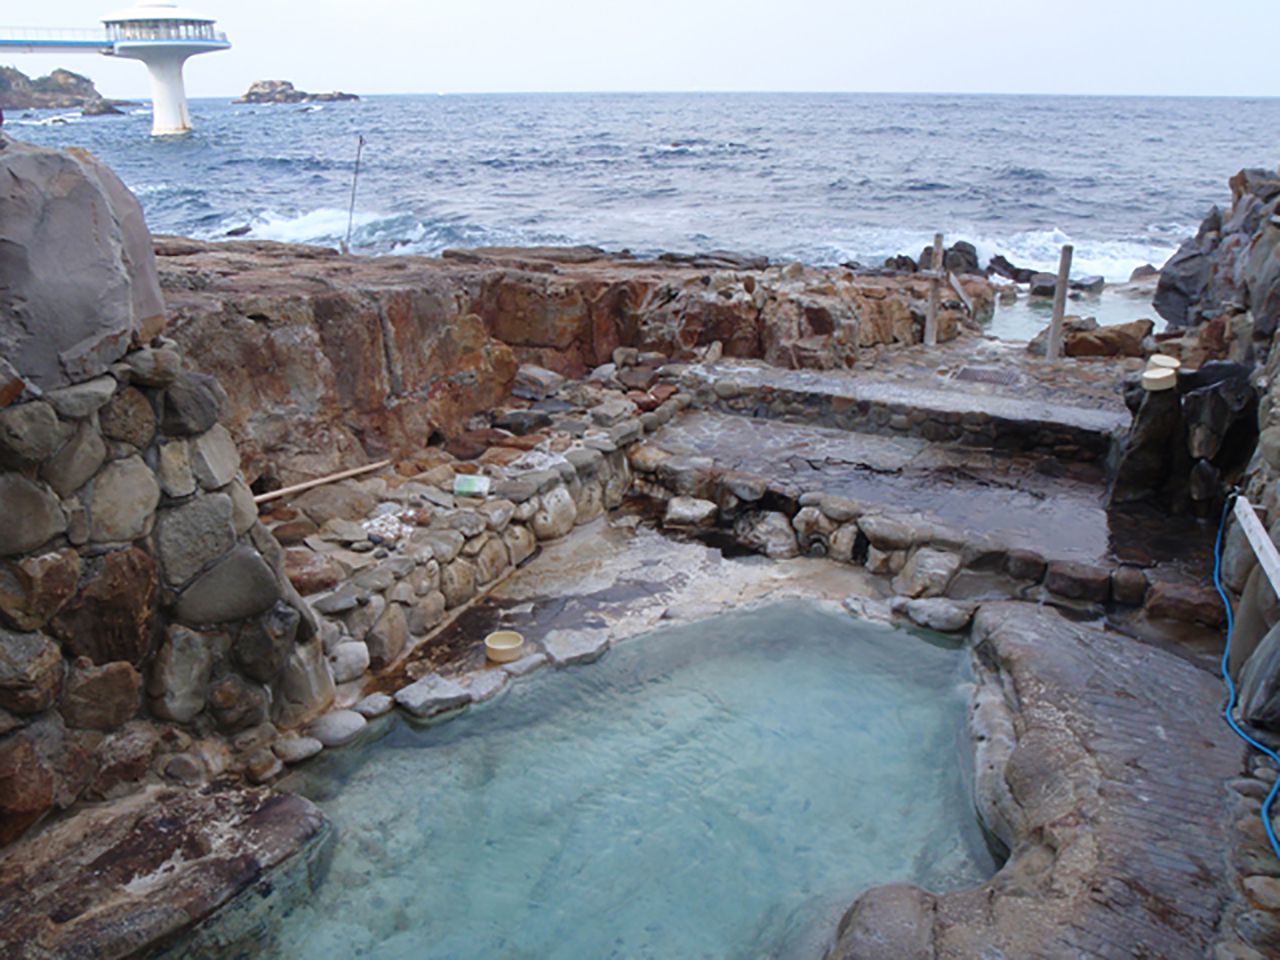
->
xmin=3 ymin=0 xmax=1278 ymax=99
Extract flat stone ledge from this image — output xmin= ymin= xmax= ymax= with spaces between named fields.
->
xmin=0 ymin=783 xmax=328 ymax=960
xmin=829 ymin=601 xmax=1244 ymax=960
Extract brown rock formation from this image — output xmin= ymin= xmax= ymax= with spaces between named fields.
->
xmin=158 ymin=239 xmax=992 ymax=487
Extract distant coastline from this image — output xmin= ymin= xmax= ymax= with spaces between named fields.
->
xmin=0 ymin=66 xmax=132 ymax=115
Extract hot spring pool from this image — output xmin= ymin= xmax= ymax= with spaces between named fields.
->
xmin=268 ymin=602 xmax=996 ymax=959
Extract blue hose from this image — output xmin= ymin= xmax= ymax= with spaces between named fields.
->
xmin=1213 ymin=495 xmax=1280 ymax=861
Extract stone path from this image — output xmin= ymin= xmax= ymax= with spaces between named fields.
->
xmin=831 ymin=601 xmax=1246 ymax=959
xmin=654 ymin=409 xmax=1214 ymax=578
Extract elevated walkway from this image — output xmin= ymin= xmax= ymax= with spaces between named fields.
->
xmin=0 ymin=27 xmax=112 ymax=53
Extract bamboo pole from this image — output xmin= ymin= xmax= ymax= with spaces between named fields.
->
xmin=1045 ymin=244 xmax=1074 ymax=361
xmin=253 ymin=459 xmax=392 ymax=505
xmin=924 ymin=233 xmax=944 ymax=346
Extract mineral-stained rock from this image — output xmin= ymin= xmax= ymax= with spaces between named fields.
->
xmin=190 ymin=424 xmax=241 ymax=490
xmin=160 ymin=369 xmax=226 ymax=435
xmin=52 ymin=546 xmax=157 ymax=666
xmin=0 ymin=629 xmax=63 ymax=715
xmin=98 ymin=386 xmax=156 ymax=448
xmin=87 ymin=721 xmax=160 ymax=800
xmin=0 ymin=475 xmax=66 ymax=557
xmin=156 ymin=493 xmax=236 ymax=585
xmin=1064 ymin=318 xmax=1154 ymax=358
xmin=272 ymin=639 xmax=336 ymax=728
xmin=0 ymin=549 xmax=81 ymax=632
xmin=394 ymin=674 xmax=471 ymax=719
xmin=1111 ymin=566 xmax=1150 ymax=606
xmin=0 ymin=723 xmax=58 ymax=846
xmin=89 ymin=455 xmax=160 ymax=543
xmin=60 ymin=658 xmax=141 ymax=731
xmin=513 ymin=364 xmax=567 ymax=400
xmin=176 ymin=545 xmax=280 ymax=625
xmin=284 ymin=548 xmax=343 ymax=596
xmin=0 ymin=783 xmax=328 ymax=957
xmin=40 ymin=421 xmax=106 ymax=498
xmin=148 ymin=624 xmax=217 ymax=722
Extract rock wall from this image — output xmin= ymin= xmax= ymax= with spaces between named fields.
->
xmin=1165 ymin=166 xmax=1280 ymax=734
xmin=0 ymin=140 xmax=331 ymax=850
xmin=157 ymin=240 xmax=992 ymax=489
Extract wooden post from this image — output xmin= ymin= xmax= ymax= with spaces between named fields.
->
xmin=1045 ymin=244 xmax=1074 ymax=360
xmin=924 ymin=232 xmax=944 ymax=347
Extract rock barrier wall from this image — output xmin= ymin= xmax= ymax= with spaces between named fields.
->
xmin=157 ymin=240 xmax=993 ymax=489
xmin=0 ymin=139 xmax=332 ymax=851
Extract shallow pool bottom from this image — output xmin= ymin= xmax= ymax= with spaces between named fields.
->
xmin=269 ymin=602 xmax=996 ymax=959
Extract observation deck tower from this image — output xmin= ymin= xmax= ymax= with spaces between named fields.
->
xmin=0 ymin=2 xmax=230 ymax=136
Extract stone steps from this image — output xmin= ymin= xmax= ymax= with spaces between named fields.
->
xmin=675 ymin=361 xmax=1130 ymax=462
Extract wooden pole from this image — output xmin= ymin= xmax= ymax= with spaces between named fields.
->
xmin=253 ymin=459 xmax=392 ymax=505
xmin=1045 ymin=244 xmax=1074 ymax=360
xmin=924 ymin=232 xmax=944 ymax=346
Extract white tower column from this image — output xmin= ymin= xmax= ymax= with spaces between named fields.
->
xmin=142 ymin=53 xmax=192 ymax=135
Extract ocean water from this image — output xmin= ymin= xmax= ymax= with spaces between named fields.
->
xmin=10 ymin=92 xmax=1279 ymax=286
xmin=267 ymin=602 xmax=994 ymax=960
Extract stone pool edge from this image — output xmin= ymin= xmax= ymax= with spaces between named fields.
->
xmin=828 ymin=600 xmax=1246 ymax=960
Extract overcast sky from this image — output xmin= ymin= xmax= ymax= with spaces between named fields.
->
xmin=4 ymin=0 xmax=1278 ymax=99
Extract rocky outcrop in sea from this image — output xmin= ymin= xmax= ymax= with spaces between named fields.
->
xmin=234 ymin=80 xmax=359 ymax=105
xmin=0 ymin=66 xmax=126 ymax=115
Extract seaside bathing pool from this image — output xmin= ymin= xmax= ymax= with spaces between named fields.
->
xmin=267 ymin=601 xmax=997 ymax=959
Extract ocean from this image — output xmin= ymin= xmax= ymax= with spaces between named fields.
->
xmin=9 ymin=91 xmax=1280 ymax=287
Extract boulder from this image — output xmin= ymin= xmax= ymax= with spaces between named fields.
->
xmin=0 ymin=401 xmax=71 ymax=465
xmin=366 ymin=603 xmax=409 ymax=669
xmin=307 ymin=710 xmax=366 ymax=748
xmin=440 ymin=558 xmax=477 ymax=608
xmin=896 ymin=598 xmax=975 ymax=633
xmin=329 ymin=641 xmax=371 ymax=684
xmin=233 ymin=602 xmax=300 ymax=684
xmin=512 ymin=365 xmax=566 ymax=400
xmin=160 ymin=370 xmax=226 ymax=436
xmin=0 ymin=722 xmax=59 ymax=846
xmin=1154 ymin=236 xmax=1212 ymax=327
xmin=531 ymin=486 xmax=577 ymax=541
xmin=189 ymin=424 xmax=240 ymax=490
xmin=0 ymin=139 xmax=164 ymax=392
xmin=663 ymin=496 xmax=717 ymax=528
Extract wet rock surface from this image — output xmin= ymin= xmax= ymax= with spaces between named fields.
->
xmin=830 ymin=602 xmax=1243 ymax=960
xmin=0 ymin=783 xmax=328 ymax=960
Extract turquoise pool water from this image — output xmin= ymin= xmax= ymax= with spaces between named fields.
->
xmin=270 ymin=602 xmax=995 ymax=959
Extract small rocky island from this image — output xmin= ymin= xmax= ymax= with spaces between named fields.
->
xmin=0 ymin=66 xmax=128 ymax=116
xmin=235 ymin=80 xmax=359 ymax=105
